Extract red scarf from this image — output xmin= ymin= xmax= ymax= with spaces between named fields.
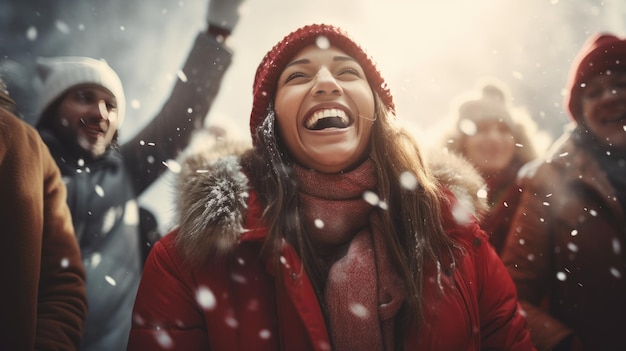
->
xmin=295 ymin=160 xmax=406 ymax=351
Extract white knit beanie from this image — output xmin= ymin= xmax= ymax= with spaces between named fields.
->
xmin=35 ymin=56 xmax=126 ymax=126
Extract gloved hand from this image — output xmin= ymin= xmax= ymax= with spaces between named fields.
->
xmin=207 ymin=0 xmax=245 ymax=33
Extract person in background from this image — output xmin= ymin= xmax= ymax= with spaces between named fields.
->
xmin=0 ymin=78 xmax=87 ymax=350
xmin=128 ymin=23 xmax=534 ymax=350
xmin=501 ymin=33 xmax=626 ymax=350
xmin=440 ymin=78 xmax=541 ymax=254
xmin=31 ymin=0 xmax=245 ymax=349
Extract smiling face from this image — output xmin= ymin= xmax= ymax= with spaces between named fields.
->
xmin=51 ymin=84 xmax=119 ymax=158
xmin=274 ymin=44 xmax=376 ymax=173
xmin=580 ymin=70 xmax=626 ymax=150
xmin=462 ymin=119 xmax=516 ymax=175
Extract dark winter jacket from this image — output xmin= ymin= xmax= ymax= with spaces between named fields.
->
xmin=0 ymin=110 xmax=87 ymax=350
xmin=502 ymin=127 xmax=626 ymax=350
xmin=128 ymin=147 xmax=534 ymax=350
xmin=38 ymin=32 xmax=232 ymax=351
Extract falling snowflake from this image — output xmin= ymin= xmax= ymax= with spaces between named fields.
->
xmin=259 ymin=329 xmax=271 ymax=340
xmin=95 ymin=185 xmax=105 ymax=197
xmin=55 ymin=20 xmax=70 ymax=34
xmin=349 ymin=303 xmax=369 ymax=318
xmin=196 ymin=286 xmax=217 ymax=310
xmin=231 ymin=273 xmax=247 ymax=284
xmin=363 ymin=191 xmax=380 ymax=206
xmin=26 ymin=26 xmax=37 ymax=41
xmin=154 ymin=330 xmax=174 ymax=349
xmin=610 ymin=267 xmax=622 ymax=279
xmin=105 ymin=275 xmax=117 ymax=286
xmin=567 ymin=242 xmax=578 ymax=253
xmin=399 ymin=171 xmax=418 ymax=190
xmin=90 ymin=252 xmax=102 ymax=268
xmin=225 ymin=316 xmax=239 ymax=328
xmin=477 ymin=188 xmax=488 ymax=199
xmin=177 ymin=69 xmax=188 ymax=83
xmin=163 ymin=159 xmax=182 ymax=173
xmin=612 ymin=238 xmax=621 ymax=254
xmin=314 ymin=218 xmax=325 ymax=229
xmin=60 ymin=257 xmax=69 ymax=268
xmin=556 ymin=271 xmax=567 ymax=281
xmin=316 ymin=35 xmax=330 ymax=49
xmin=451 ymin=202 xmax=471 ymax=226
xmin=459 ymin=119 xmax=477 ymax=136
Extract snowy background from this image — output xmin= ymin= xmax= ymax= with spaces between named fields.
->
xmin=2 ymin=0 xmax=626 ymax=233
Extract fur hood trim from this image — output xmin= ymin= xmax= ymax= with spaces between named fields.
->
xmin=174 ymin=141 xmax=251 ymax=265
xmin=175 ymin=144 xmax=487 ymax=264
xmin=427 ymin=149 xmax=489 ymax=221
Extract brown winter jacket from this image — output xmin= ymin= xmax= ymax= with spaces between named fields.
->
xmin=0 ymin=109 xmax=87 ymax=350
xmin=502 ymin=127 xmax=626 ymax=350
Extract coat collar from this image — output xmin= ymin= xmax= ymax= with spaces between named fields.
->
xmin=545 ymin=128 xmax=624 ymax=221
xmin=174 ymin=142 xmax=487 ymax=264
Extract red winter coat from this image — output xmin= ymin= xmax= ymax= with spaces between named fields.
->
xmin=128 ymin=152 xmax=533 ymax=351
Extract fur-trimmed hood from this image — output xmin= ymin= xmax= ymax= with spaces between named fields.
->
xmin=174 ymin=142 xmax=487 ymax=264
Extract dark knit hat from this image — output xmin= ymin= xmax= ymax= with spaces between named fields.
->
xmin=249 ymin=23 xmax=395 ymax=145
xmin=566 ymin=33 xmax=626 ymax=122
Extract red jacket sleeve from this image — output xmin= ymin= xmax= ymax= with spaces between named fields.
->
xmin=472 ymin=226 xmax=535 ymax=350
xmin=128 ymin=232 xmax=210 ymax=351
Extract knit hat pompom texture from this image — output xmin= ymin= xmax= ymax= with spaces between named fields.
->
xmin=36 ymin=56 xmax=126 ymax=126
xmin=566 ymin=33 xmax=626 ymax=121
xmin=458 ymin=80 xmax=514 ymax=129
xmin=250 ymin=24 xmax=394 ymax=144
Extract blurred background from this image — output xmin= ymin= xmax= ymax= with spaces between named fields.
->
xmin=2 ymin=0 xmax=625 ymax=232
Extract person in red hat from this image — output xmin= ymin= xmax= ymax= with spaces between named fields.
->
xmin=501 ymin=33 xmax=626 ymax=350
xmin=128 ymin=24 xmax=534 ymax=350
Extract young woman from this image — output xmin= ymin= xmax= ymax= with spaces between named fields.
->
xmin=442 ymin=79 xmax=540 ymax=254
xmin=128 ymin=24 xmax=533 ymax=350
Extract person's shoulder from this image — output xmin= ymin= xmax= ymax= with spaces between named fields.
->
xmin=0 ymin=108 xmax=30 ymax=132
xmin=517 ymin=133 xmax=577 ymax=186
xmin=429 ymin=149 xmax=489 ymax=220
xmin=0 ymin=109 xmax=43 ymax=148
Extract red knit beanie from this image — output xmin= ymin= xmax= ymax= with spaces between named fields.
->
xmin=565 ymin=33 xmax=626 ymax=122
xmin=249 ymin=24 xmax=395 ymax=145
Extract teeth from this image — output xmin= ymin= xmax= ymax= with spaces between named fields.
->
xmin=306 ymin=109 xmax=349 ymax=129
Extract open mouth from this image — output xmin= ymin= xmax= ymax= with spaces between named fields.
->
xmin=305 ymin=109 xmax=351 ymax=130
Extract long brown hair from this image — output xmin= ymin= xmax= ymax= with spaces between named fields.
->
xmin=240 ymin=93 xmax=458 ymax=332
